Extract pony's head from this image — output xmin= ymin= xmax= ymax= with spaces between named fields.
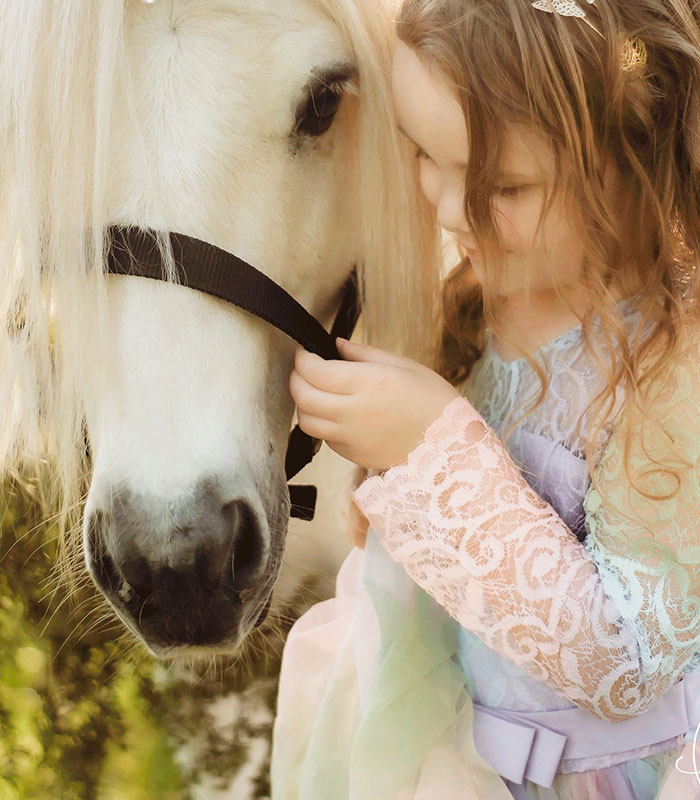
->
xmin=0 ymin=0 xmax=440 ymax=657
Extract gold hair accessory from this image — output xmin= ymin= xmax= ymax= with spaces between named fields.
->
xmin=531 ymin=0 xmax=648 ymax=72
xmin=620 ymin=36 xmax=648 ymax=72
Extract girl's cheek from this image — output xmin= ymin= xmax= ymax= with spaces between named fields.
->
xmin=495 ymin=196 xmax=541 ymax=255
xmin=493 ymin=202 xmax=521 ymax=253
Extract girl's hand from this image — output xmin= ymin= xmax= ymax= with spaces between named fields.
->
xmin=289 ymin=337 xmax=461 ymax=470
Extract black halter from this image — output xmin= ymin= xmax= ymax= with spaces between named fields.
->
xmin=106 ymin=226 xmax=360 ymax=521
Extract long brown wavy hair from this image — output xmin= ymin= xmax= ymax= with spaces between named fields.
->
xmin=397 ymin=0 xmax=700 ymax=490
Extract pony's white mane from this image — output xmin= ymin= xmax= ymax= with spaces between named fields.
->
xmin=0 ymin=0 xmax=441 ymax=575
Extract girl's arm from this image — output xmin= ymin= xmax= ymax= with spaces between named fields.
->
xmin=353 ymin=331 xmax=700 ymax=722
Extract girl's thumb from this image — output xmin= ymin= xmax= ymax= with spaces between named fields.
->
xmin=336 ymin=337 xmax=406 ymax=366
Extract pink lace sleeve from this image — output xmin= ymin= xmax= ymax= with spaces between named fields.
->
xmin=353 ymin=350 xmax=700 ymax=721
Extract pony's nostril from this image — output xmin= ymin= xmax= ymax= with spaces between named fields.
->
xmin=119 ymin=554 xmax=153 ymax=599
xmin=84 ymin=483 xmax=273 ymax=647
xmin=224 ymin=500 xmax=263 ymax=593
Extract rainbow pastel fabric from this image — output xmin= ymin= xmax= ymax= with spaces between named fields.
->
xmin=272 ymin=299 xmax=700 ymax=799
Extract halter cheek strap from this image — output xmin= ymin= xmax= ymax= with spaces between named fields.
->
xmin=106 ymin=226 xmax=361 ymax=520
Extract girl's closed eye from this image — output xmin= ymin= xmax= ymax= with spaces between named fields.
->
xmin=415 ymin=146 xmax=430 ymax=160
xmin=494 ymin=184 xmax=527 ymax=198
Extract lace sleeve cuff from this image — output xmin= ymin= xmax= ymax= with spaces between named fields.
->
xmin=352 ymin=395 xmax=489 ymax=533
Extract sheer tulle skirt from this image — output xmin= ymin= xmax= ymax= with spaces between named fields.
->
xmin=271 ymin=538 xmax=697 ymax=800
xmin=506 ymin=744 xmax=697 ymax=800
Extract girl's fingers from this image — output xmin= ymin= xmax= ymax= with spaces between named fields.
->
xmin=296 ymin=410 xmax=344 ymax=443
xmin=294 ymin=347 xmax=358 ymax=393
xmin=290 ymin=368 xmax=349 ymax=420
xmin=335 ymin=337 xmax=409 ymax=368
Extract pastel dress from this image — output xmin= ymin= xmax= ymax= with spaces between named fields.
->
xmin=271 ymin=300 xmax=700 ymax=800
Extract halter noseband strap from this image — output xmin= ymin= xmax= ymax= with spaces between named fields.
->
xmin=106 ymin=226 xmax=360 ymax=520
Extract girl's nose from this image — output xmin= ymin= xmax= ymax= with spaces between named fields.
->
xmin=436 ymin=184 xmax=467 ymax=236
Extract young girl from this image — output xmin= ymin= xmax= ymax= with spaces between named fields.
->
xmin=272 ymin=0 xmax=700 ymax=798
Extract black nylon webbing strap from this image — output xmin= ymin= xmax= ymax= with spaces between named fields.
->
xmin=107 ymin=226 xmax=345 ymax=361
xmin=106 ymin=226 xmax=361 ymax=521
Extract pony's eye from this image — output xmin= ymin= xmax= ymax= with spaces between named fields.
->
xmin=295 ymin=84 xmax=345 ymax=137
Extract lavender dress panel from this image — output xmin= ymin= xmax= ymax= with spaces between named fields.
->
xmin=506 ymin=428 xmax=590 ymax=542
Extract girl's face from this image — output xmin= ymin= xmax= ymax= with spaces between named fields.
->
xmin=391 ymin=41 xmax=585 ymax=299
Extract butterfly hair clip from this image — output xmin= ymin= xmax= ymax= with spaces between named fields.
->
xmin=532 ymin=0 xmax=601 ymax=36
xmin=531 ymin=0 xmax=647 ymax=72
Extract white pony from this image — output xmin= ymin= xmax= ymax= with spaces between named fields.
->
xmin=0 ymin=0 xmax=439 ymax=657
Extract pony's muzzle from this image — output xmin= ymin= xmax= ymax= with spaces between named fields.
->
xmin=84 ymin=483 xmax=270 ymax=651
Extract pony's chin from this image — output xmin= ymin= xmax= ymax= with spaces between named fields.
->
xmin=96 ymin=595 xmax=272 ymax=659
xmin=141 ymin=606 xmax=271 ymax=659
xmin=143 ymin=639 xmax=250 ymax=661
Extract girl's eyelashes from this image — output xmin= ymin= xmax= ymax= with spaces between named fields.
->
xmin=494 ymin=184 xmax=526 ymax=198
xmin=415 ymin=146 xmax=429 ymax=160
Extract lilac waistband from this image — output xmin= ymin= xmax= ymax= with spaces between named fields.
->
xmin=471 ymin=669 xmax=700 ymax=788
